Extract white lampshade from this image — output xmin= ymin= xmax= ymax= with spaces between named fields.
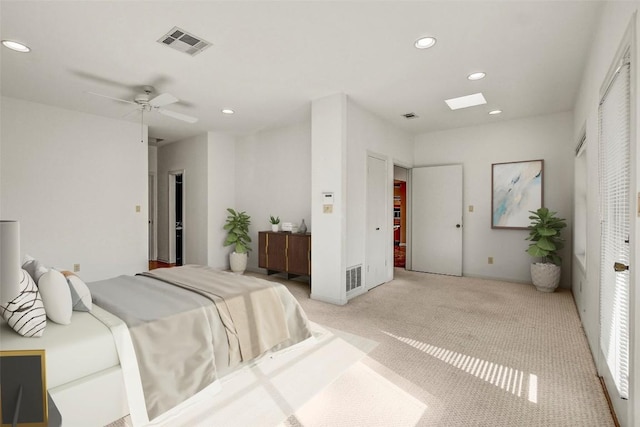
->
xmin=1 ymin=220 xmax=21 ymax=306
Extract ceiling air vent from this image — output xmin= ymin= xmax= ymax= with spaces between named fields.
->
xmin=157 ymin=27 xmax=211 ymax=57
xmin=402 ymin=112 xmax=419 ymax=120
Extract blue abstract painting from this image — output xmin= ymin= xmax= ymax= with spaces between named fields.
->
xmin=492 ymin=160 xmax=543 ymax=229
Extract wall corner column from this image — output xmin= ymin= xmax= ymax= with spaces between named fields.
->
xmin=310 ymin=93 xmax=348 ymax=305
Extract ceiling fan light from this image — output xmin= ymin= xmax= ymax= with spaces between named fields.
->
xmin=2 ymin=40 xmax=30 ymax=53
xmin=414 ymin=37 xmax=436 ymax=49
xmin=222 ymin=109 xmax=235 ymax=115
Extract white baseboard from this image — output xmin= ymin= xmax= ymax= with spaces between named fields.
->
xmin=310 ymin=293 xmax=348 ymax=306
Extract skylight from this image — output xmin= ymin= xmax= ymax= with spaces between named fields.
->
xmin=445 ymin=93 xmax=487 ymax=110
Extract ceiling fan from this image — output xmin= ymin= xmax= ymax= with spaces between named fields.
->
xmin=88 ymin=85 xmax=198 ymax=123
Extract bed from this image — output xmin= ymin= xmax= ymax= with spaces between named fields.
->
xmin=0 ymin=265 xmax=313 ymax=426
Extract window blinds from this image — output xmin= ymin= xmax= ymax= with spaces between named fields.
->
xmin=598 ymin=56 xmax=630 ymax=400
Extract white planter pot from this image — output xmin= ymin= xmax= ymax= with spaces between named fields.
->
xmin=530 ymin=262 xmax=561 ymax=292
xmin=230 ymin=252 xmax=248 ymax=274
xmin=271 ymin=224 xmax=279 ymax=232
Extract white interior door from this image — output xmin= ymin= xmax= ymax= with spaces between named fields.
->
xmin=411 ymin=164 xmax=463 ymax=276
xmin=366 ymin=155 xmax=388 ymax=289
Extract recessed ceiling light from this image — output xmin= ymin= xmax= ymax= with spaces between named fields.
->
xmin=2 ymin=40 xmax=30 ymax=53
xmin=467 ymin=72 xmax=486 ymax=81
xmin=414 ymin=37 xmax=436 ymax=49
xmin=445 ymin=93 xmax=487 ymax=110
xmin=489 ymin=109 xmax=502 ymax=115
xmin=221 ymin=109 xmax=235 ymax=115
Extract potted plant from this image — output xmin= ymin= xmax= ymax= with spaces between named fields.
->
xmin=223 ymin=208 xmax=252 ymax=273
xmin=525 ymin=207 xmax=567 ymax=292
xmin=269 ymin=215 xmax=280 ymax=232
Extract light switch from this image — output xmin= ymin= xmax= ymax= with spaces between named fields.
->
xmin=136 ymin=205 xmax=141 ymax=213
xmin=469 ymin=205 xmax=474 ymax=212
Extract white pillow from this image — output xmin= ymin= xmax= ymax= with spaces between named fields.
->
xmin=38 ymin=270 xmax=72 ymax=325
xmin=61 ymin=271 xmax=92 ymax=312
xmin=22 ymin=254 xmax=48 ymax=282
xmin=0 ymin=270 xmax=46 ymax=337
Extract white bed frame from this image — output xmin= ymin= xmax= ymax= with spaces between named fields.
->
xmin=0 ymin=306 xmax=138 ymax=427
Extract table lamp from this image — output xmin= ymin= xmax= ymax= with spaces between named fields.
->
xmin=1 ymin=220 xmax=21 ymax=307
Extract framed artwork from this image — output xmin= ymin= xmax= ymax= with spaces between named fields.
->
xmin=491 ymin=159 xmax=543 ymax=229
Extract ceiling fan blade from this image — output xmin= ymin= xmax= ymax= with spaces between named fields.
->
xmin=123 ymin=108 xmax=141 ymax=119
xmin=157 ymin=108 xmax=198 ymax=123
xmin=87 ymin=91 xmax=136 ymax=105
xmin=72 ymin=70 xmax=137 ymax=90
xmin=149 ymin=93 xmax=178 ymax=107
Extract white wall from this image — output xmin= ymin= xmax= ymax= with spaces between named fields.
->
xmin=235 ymin=120 xmax=311 ymax=272
xmin=571 ymin=3 xmax=640 ymax=425
xmin=346 ymin=100 xmax=413 ymax=283
xmin=148 ymin=145 xmax=158 ymax=260
xmin=414 ymin=112 xmax=574 ymax=288
xmin=0 ymin=97 xmax=148 ymax=280
xmin=157 ymin=133 xmax=208 ymax=265
xmin=208 ymin=131 xmax=236 ymax=269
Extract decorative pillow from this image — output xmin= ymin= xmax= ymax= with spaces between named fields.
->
xmin=37 ymin=270 xmax=72 ymax=325
xmin=60 ymin=271 xmax=92 ymax=312
xmin=22 ymin=254 xmax=48 ymax=283
xmin=0 ymin=270 xmax=46 ymax=337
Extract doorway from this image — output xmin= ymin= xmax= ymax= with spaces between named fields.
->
xmin=394 ymin=166 xmax=408 ymax=268
xmin=175 ymin=173 xmax=183 ymax=266
xmin=597 ymin=44 xmax=632 ymax=423
xmin=168 ymin=170 xmax=185 ymax=266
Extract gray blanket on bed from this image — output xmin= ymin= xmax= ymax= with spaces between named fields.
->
xmin=141 ymin=265 xmax=291 ymax=366
xmin=88 ymin=266 xmax=299 ymax=420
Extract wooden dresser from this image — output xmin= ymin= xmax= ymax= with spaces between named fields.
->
xmin=258 ymin=231 xmax=311 ymax=280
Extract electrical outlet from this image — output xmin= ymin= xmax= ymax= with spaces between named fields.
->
xmin=488 ymin=257 xmax=494 ymax=265
xmin=73 ymin=263 xmax=80 ymax=272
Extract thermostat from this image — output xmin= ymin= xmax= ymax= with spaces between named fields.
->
xmin=322 ymin=192 xmax=334 ymax=205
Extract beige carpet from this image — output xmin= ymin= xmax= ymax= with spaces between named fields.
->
xmin=108 ymin=269 xmax=614 ymax=426
xmin=275 ymin=268 xmax=615 ymax=427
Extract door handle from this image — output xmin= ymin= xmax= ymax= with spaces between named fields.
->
xmin=456 ymin=224 xmax=461 ymax=228
xmin=376 ymin=227 xmax=380 ymax=230
xmin=614 ymin=262 xmax=629 ymax=272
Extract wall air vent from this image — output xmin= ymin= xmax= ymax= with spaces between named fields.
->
xmin=157 ymin=27 xmax=211 ymax=57
xmin=346 ymin=265 xmax=362 ymax=293
xmin=402 ymin=112 xmax=419 ymax=119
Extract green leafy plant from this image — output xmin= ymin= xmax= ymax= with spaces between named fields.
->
xmin=525 ymin=207 xmax=567 ymax=265
xmin=269 ymin=215 xmax=280 ymax=225
xmin=223 ymin=208 xmax=252 ymax=254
